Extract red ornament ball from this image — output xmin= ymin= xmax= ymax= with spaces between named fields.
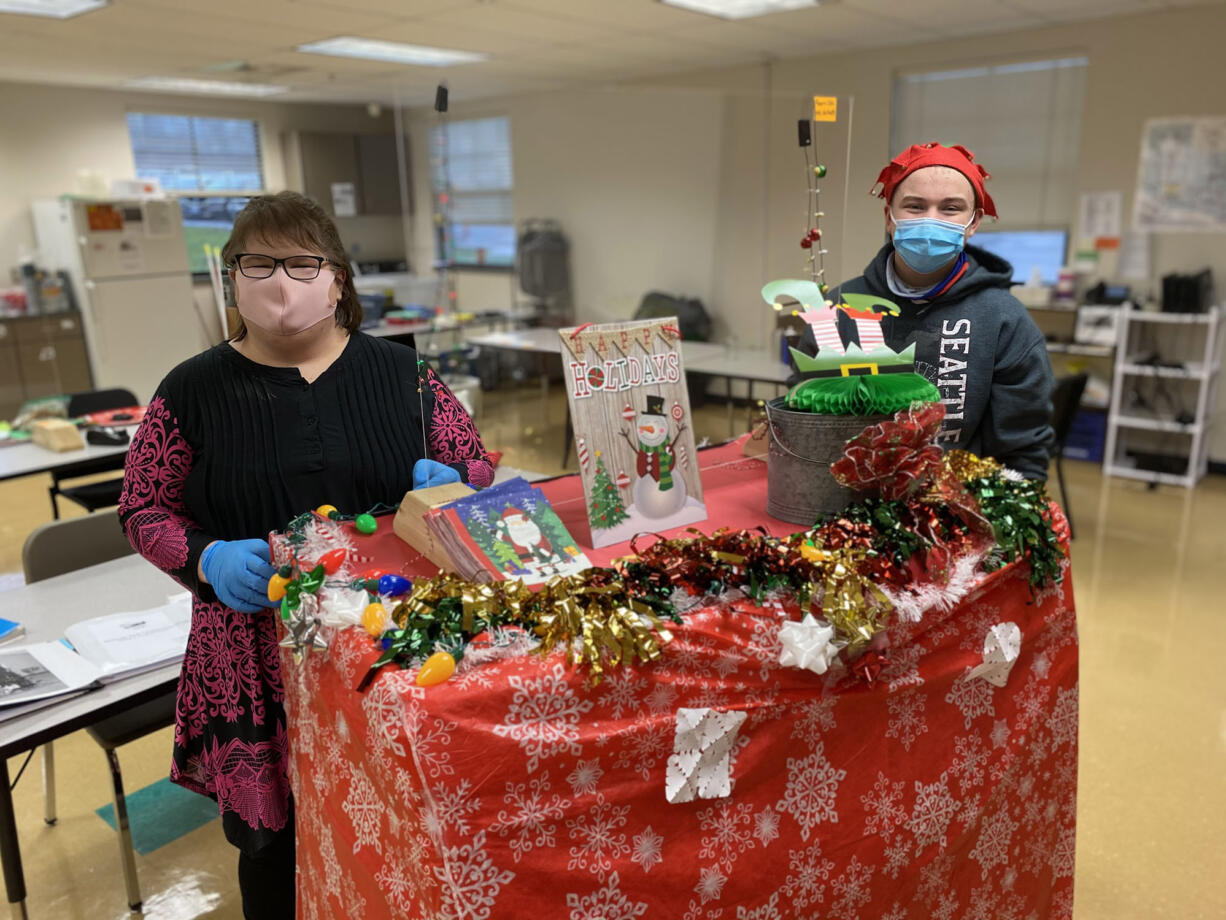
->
xmin=800 ymin=237 xmax=813 ymax=249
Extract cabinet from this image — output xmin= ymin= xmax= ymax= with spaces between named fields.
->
xmin=0 ymin=313 xmax=94 ymax=421
xmin=1103 ymin=306 xmax=1224 ymax=487
xmin=299 ymin=132 xmax=404 ymax=218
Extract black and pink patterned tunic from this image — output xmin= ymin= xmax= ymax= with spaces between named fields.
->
xmin=118 ymin=332 xmax=494 ymax=853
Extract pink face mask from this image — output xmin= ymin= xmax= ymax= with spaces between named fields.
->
xmin=235 ymin=268 xmax=337 ymax=337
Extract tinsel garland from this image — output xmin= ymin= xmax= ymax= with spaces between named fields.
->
xmin=314 ymin=404 xmax=1066 ymax=688
xmin=963 ymin=476 xmax=1066 ymax=592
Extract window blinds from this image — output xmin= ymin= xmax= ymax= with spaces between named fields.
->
xmin=127 ymin=113 xmax=264 ymax=192
xmin=890 ymin=56 xmax=1087 ymax=227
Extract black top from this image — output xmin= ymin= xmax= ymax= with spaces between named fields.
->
xmin=157 ymin=332 xmax=490 ymax=591
xmin=118 ymin=330 xmax=494 ymax=853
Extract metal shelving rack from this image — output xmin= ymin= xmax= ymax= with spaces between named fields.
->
xmin=1103 ymin=305 xmax=1224 ymax=487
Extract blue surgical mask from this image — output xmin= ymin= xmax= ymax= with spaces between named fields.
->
xmin=891 ymin=213 xmax=974 ymax=274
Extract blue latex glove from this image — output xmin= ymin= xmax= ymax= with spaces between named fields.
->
xmin=200 ymin=539 xmax=277 ymax=613
xmin=414 ymin=458 xmax=461 ymax=490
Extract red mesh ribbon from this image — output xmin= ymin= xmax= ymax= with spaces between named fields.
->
xmin=831 ymin=402 xmax=946 ymax=500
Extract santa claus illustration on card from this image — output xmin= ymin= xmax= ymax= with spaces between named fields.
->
xmin=494 ymin=506 xmax=558 ymax=573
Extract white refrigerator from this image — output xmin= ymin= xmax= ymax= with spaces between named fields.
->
xmin=32 ymin=198 xmax=209 ymax=404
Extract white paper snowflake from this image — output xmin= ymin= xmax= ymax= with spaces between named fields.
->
xmin=666 ymin=708 xmax=747 ymax=804
xmin=966 ymin=621 xmax=1022 ymax=687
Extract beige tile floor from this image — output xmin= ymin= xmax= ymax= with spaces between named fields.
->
xmin=1 ymin=381 xmax=1224 ymax=919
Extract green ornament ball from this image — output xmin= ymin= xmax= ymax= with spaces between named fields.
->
xmin=815 ymin=164 xmax=828 ymax=178
xmin=355 ymin=513 xmax=378 ymax=535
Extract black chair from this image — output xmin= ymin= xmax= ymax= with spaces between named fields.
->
xmin=48 ymin=388 xmax=138 ymax=519
xmin=1049 ymin=373 xmax=1089 ymax=540
xmin=21 ymin=510 xmax=178 ymax=913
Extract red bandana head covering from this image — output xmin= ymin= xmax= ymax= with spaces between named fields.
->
xmin=870 ymin=142 xmax=997 ymax=219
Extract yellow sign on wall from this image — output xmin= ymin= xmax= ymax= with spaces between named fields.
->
xmin=813 ymin=96 xmax=837 ymax=122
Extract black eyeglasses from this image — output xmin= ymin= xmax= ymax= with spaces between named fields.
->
xmin=232 ymin=253 xmax=332 ymax=281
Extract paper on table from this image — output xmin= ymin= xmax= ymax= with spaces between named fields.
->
xmin=967 ymin=621 xmax=1022 ymax=687
xmin=0 ymin=642 xmax=102 ymax=707
xmin=63 ymin=593 xmax=191 ymax=681
xmin=665 ymin=707 xmax=747 ymax=804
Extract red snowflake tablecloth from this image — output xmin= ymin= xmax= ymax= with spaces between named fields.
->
xmin=281 ymin=442 xmax=1077 ymax=920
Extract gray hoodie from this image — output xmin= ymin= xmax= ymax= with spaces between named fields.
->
xmin=796 ymin=243 xmax=1054 ymax=479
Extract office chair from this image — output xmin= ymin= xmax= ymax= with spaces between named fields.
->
xmin=48 ymin=387 xmax=139 ymax=520
xmin=21 ymin=511 xmax=178 ymax=913
xmin=1049 ymin=373 xmax=1089 ymax=541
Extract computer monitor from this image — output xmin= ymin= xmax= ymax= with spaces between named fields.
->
xmin=972 ymin=228 xmax=1068 ymax=286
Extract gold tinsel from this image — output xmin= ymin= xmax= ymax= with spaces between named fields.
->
xmin=532 ymin=573 xmax=674 ymax=685
xmin=805 ymin=548 xmax=894 ymax=654
xmin=944 ymin=449 xmax=1001 ymax=483
xmin=392 ymin=572 xmax=532 ymax=633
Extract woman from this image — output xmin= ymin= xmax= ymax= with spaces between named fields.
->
xmin=118 ymin=191 xmax=494 ymax=918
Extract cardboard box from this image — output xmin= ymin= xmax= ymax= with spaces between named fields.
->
xmin=31 ymin=418 xmax=84 ymax=452
xmin=392 ymin=481 xmax=475 ymax=572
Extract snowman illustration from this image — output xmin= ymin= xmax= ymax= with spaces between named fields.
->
xmin=621 ymin=394 xmax=688 ymax=519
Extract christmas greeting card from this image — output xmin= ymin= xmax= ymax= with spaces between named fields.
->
xmin=558 ymin=319 xmax=708 ymax=547
xmin=427 ymin=478 xmax=591 ymax=585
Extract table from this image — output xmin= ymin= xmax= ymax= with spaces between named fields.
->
xmin=0 ymin=440 xmax=128 ymax=485
xmin=463 ymin=329 xmax=791 ymax=440
xmin=0 ymin=556 xmax=180 ymax=917
xmin=283 ymin=440 xmax=1079 ymax=919
xmin=365 ymin=310 xmax=532 ymax=355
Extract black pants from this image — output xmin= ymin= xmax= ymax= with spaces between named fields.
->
xmin=237 ymin=821 xmax=296 ymax=919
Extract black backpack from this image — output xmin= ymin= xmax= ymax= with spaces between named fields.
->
xmin=633 ymin=291 xmax=712 ymax=342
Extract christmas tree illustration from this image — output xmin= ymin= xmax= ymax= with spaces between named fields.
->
xmin=588 ymin=451 xmax=630 ymax=530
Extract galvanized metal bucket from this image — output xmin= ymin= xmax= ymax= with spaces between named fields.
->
xmin=764 ymin=397 xmax=885 ymax=526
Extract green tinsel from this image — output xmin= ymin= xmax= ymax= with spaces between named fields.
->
xmin=838 ymin=498 xmax=928 ymax=565
xmin=964 ymin=476 xmax=1065 ymax=592
xmin=787 ymin=373 xmax=940 ymax=415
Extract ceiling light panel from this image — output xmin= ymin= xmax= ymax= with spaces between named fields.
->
xmin=659 ymin=0 xmax=818 ymax=20
xmin=125 ymin=76 xmax=288 ymax=96
xmin=296 ymin=36 xmax=488 ymax=67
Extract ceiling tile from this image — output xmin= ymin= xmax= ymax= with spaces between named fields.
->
xmin=373 ymin=18 xmax=549 ymax=55
xmin=417 ymin=3 xmax=623 ymax=45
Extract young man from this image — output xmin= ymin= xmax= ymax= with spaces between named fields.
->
xmin=797 ymin=142 xmax=1054 ymax=480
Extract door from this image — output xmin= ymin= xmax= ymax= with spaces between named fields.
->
xmin=85 ymin=274 xmax=206 ymax=403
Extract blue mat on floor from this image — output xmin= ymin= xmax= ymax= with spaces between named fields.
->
xmin=95 ymin=777 xmax=218 ymax=854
